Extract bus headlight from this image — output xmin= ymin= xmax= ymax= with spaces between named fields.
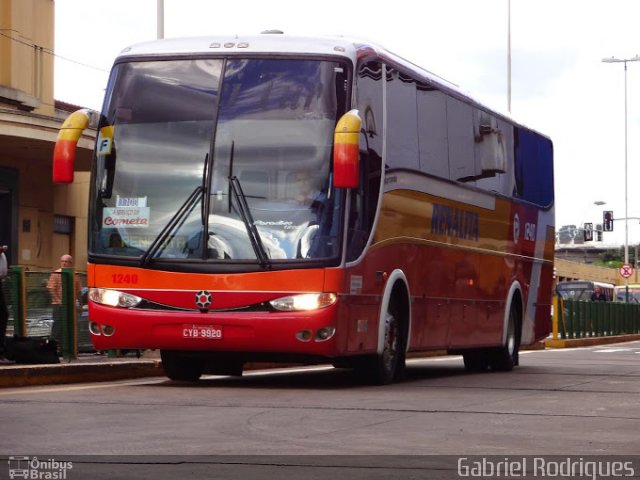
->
xmin=89 ymin=288 xmax=142 ymax=308
xmin=270 ymin=293 xmax=337 ymax=311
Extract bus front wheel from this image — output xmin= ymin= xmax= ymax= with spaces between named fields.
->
xmin=356 ymin=303 xmax=406 ymax=385
xmin=161 ymin=350 xmax=205 ymax=381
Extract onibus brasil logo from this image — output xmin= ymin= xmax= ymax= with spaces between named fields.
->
xmin=8 ymin=456 xmax=72 ymax=479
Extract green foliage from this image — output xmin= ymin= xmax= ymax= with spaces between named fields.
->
xmin=593 ymin=259 xmax=623 ymax=269
xmin=595 ymin=246 xmax=640 ymax=268
xmin=599 ymin=248 xmax=624 ymax=263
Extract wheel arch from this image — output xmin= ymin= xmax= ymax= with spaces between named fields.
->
xmin=376 ymin=269 xmax=411 ymax=355
xmin=503 ymin=281 xmax=523 ymax=347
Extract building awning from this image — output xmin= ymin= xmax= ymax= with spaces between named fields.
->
xmin=0 ymin=108 xmax=94 ymax=172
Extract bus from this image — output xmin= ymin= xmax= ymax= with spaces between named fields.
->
xmin=556 ymin=281 xmax=614 ymax=302
xmin=52 ymin=33 xmax=554 ymax=384
xmin=614 ymin=284 xmax=640 ymax=303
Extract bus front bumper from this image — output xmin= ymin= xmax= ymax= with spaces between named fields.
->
xmin=88 ymin=302 xmax=341 ymax=357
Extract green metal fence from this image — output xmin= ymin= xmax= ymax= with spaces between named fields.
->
xmin=556 ymin=298 xmax=640 ymax=339
xmin=1 ymin=266 xmax=91 ymax=359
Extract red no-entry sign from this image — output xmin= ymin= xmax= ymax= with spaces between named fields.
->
xmin=620 ymin=263 xmax=634 ymax=279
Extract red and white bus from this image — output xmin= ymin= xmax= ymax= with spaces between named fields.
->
xmin=53 ymin=33 xmax=554 ymax=384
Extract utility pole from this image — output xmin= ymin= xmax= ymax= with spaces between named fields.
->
xmin=157 ymin=0 xmax=164 ymax=39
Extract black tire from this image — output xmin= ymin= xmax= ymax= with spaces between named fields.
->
xmin=463 ymin=349 xmax=490 ymax=372
xmin=489 ymin=306 xmax=519 ymax=371
xmin=161 ymin=350 xmax=205 ymax=381
xmin=356 ymin=303 xmax=406 ymax=385
xmin=205 ymin=361 xmax=244 ymax=376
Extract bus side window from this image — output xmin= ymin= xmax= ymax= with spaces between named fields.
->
xmin=416 ymin=82 xmax=449 ymax=178
xmin=348 ymin=60 xmax=384 ymax=262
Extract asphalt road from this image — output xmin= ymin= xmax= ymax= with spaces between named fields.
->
xmin=1 ymin=341 xmax=639 ymax=479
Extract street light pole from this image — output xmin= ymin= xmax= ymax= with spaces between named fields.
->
xmin=157 ymin=0 xmax=164 ymax=39
xmin=602 ymin=55 xmax=640 ymax=301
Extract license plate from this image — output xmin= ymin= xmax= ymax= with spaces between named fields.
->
xmin=182 ymin=324 xmax=223 ymax=339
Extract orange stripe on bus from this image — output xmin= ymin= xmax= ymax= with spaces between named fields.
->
xmin=89 ymin=265 xmax=343 ymax=292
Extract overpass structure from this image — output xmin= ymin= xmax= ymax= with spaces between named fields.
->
xmin=555 ymin=258 xmax=630 ymax=286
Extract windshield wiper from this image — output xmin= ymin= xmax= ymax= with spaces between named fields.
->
xmin=140 ymin=185 xmax=204 ymax=266
xmin=140 ymin=155 xmax=209 ymax=266
xmin=229 ymin=175 xmax=271 ymax=269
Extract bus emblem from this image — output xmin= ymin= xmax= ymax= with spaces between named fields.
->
xmin=195 ymin=291 xmax=212 ymax=309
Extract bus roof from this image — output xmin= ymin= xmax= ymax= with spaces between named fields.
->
xmin=117 ymin=33 xmax=459 ymax=87
xmin=115 ymin=32 xmax=549 ymax=140
xmin=557 ymin=280 xmax=614 ymax=288
xmin=118 ymin=33 xmax=365 ymax=58
xmin=614 ymin=284 xmax=640 ymax=290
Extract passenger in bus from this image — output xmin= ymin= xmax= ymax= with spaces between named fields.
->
xmin=108 ymin=232 xmax=123 ymax=249
xmin=292 ymin=172 xmax=322 ymax=207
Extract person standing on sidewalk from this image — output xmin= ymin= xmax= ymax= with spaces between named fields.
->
xmin=0 ymin=245 xmax=15 ymax=365
xmin=47 ymin=254 xmax=79 ymax=347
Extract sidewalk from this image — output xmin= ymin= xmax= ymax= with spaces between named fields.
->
xmin=1 ymin=335 xmax=639 ymax=389
xmin=544 ymin=333 xmax=640 ymax=348
xmin=0 ymin=350 xmax=164 ymax=388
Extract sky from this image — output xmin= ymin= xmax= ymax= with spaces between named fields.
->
xmin=53 ymin=0 xmax=640 ymax=248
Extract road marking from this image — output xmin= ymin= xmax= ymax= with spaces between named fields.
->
xmin=203 ymin=365 xmax=335 ymax=380
xmin=595 ymin=348 xmax=632 ymax=353
xmin=0 ymin=348 xmax=580 ymax=396
xmin=0 ymin=378 xmax=162 ymax=396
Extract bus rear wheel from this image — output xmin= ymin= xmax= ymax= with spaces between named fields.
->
xmin=462 ymin=349 xmax=490 ymax=372
xmin=462 ymin=304 xmax=520 ymax=372
xmin=161 ymin=350 xmax=205 ymax=381
xmin=489 ymin=306 xmax=520 ymax=371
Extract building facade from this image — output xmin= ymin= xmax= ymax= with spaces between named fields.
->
xmin=0 ymin=0 xmax=94 ymax=272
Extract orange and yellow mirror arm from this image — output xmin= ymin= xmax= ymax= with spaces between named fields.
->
xmin=333 ymin=109 xmax=361 ymax=189
xmin=52 ymin=109 xmax=93 ymax=183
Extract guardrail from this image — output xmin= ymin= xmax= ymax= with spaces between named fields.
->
xmin=1 ymin=266 xmax=90 ymax=359
xmin=553 ymin=297 xmax=640 ymax=339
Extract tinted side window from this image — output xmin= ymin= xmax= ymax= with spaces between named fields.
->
xmin=417 ymin=82 xmax=449 ymax=178
xmin=473 ymin=110 xmax=515 ymax=196
xmin=514 ymin=128 xmax=554 ymax=207
xmin=386 ymin=67 xmax=419 ymax=170
xmin=349 ymin=61 xmax=384 ymax=262
xmin=446 ymin=97 xmax=475 ymax=183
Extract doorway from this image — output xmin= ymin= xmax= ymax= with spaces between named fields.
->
xmin=0 ymin=167 xmax=18 ymax=266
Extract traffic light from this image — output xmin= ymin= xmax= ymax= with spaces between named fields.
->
xmin=603 ymin=211 xmax=614 ymax=231
xmin=583 ymin=223 xmax=593 ymax=241
xmin=595 ymin=224 xmax=603 ymax=241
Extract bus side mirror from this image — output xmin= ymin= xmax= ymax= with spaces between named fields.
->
xmin=52 ymin=109 xmax=93 ymax=183
xmin=333 ymin=109 xmax=361 ymax=189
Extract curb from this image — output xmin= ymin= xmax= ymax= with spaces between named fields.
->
xmin=0 ymin=360 xmax=164 ymax=388
xmin=545 ymin=333 xmax=640 ymax=348
xmin=2 ymin=335 xmax=638 ymax=388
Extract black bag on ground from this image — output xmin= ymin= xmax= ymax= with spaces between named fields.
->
xmin=5 ymin=335 xmax=60 ymax=364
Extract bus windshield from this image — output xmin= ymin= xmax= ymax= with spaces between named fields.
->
xmin=556 ymin=281 xmax=614 ymax=301
xmin=90 ymin=57 xmax=348 ymax=264
xmin=614 ymin=285 xmax=640 ymax=303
